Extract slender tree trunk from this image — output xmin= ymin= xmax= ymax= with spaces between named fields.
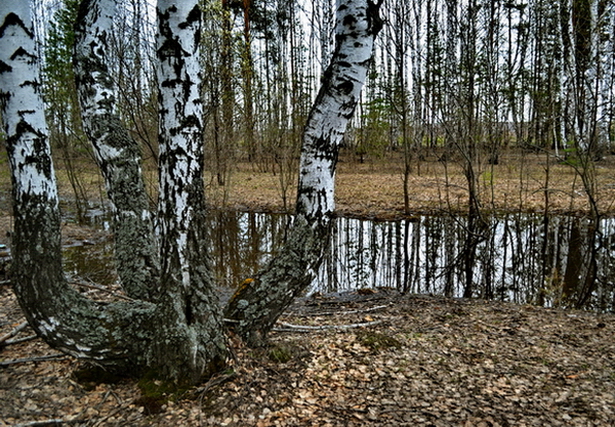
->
xmin=74 ymin=0 xmax=159 ymax=301
xmin=225 ymin=0 xmax=384 ymax=346
xmin=154 ymin=0 xmax=228 ymax=383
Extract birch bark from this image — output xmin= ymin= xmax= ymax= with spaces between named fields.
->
xmin=225 ymin=0 xmax=383 ymax=345
xmin=1 ymin=0 xmax=227 ymax=385
xmin=0 ymin=0 xmax=158 ymax=373
xmin=153 ymin=0 xmax=227 ymax=382
xmin=74 ymin=0 xmax=159 ymax=301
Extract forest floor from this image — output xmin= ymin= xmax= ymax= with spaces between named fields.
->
xmin=202 ymin=151 xmax=615 ymax=218
xmin=1 ymin=151 xmax=615 ymax=426
xmin=1 ymin=149 xmax=614 ymax=219
xmin=1 ymin=284 xmax=614 ymax=426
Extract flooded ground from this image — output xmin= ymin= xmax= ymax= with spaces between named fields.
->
xmin=59 ymin=208 xmax=615 ymax=313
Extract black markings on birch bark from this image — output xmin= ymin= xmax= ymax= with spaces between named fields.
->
xmin=74 ymin=0 xmax=159 ymax=301
xmin=0 ymin=0 xmax=158 ymax=374
xmin=225 ymin=0 xmax=383 ymax=345
xmin=155 ymin=0 xmax=228 ymax=382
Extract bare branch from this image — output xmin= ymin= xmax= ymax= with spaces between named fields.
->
xmin=274 ymin=320 xmax=383 ymax=332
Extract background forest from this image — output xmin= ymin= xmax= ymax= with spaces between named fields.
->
xmin=30 ymin=0 xmax=615 ymax=221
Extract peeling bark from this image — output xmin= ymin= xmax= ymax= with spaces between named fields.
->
xmin=225 ymin=0 xmax=383 ymax=345
xmin=74 ymin=0 xmax=159 ymax=301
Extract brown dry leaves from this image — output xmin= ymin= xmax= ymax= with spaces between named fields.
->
xmin=206 ymin=153 xmax=615 ymax=218
xmin=2 ymin=287 xmax=615 ymax=426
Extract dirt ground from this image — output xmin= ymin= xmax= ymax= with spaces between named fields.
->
xmin=1 ymin=152 xmax=615 ymax=426
xmin=1 ymin=286 xmax=614 ymax=426
xmin=204 ymin=152 xmax=615 ymax=218
xmin=3 ymin=150 xmax=614 ymax=219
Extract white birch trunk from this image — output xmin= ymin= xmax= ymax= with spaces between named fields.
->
xmin=0 ymin=0 xmax=158 ymax=372
xmin=596 ymin=1 xmax=613 ymax=151
xmin=154 ymin=0 xmax=227 ymax=382
xmin=1 ymin=0 xmax=227 ymax=385
xmin=226 ymin=0 xmax=383 ymax=345
xmin=74 ymin=0 xmax=159 ymax=300
xmin=297 ymin=0 xmax=383 ymax=219
xmin=562 ymin=0 xmax=578 ymax=149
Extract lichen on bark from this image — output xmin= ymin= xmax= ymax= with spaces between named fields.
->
xmin=74 ymin=0 xmax=159 ymax=301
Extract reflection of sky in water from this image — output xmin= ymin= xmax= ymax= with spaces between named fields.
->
xmin=67 ymin=208 xmax=615 ymax=312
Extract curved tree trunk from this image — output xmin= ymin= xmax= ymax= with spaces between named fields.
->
xmin=1 ymin=0 xmax=226 ymax=386
xmin=0 ymin=0 xmax=158 ymax=373
xmin=74 ymin=0 xmax=159 ymax=301
xmin=225 ymin=0 xmax=384 ymax=346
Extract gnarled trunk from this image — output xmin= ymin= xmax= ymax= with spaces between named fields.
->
xmin=1 ymin=0 xmax=226 ymax=386
xmin=74 ymin=0 xmax=159 ymax=301
xmin=0 ymin=0 xmax=158 ymax=374
xmin=2 ymin=0 xmax=380 ymax=384
xmin=153 ymin=0 xmax=228 ymax=382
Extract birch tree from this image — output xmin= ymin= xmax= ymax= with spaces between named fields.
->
xmin=225 ymin=0 xmax=384 ymax=345
xmin=74 ymin=0 xmax=159 ymax=301
xmin=0 ymin=0 xmax=382 ymax=384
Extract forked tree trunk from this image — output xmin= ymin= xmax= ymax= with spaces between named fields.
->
xmin=225 ymin=0 xmax=384 ymax=346
xmin=74 ymin=0 xmax=159 ymax=301
xmin=1 ymin=0 xmax=380 ymax=384
xmin=0 ymin=0 xmax=158 ymax=373
xmin=1 ymin=0 xmax=226 ymax=386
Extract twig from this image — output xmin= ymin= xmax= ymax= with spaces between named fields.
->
xmin=195 ymin=370 xmax=238 ymax=394
xmin=274 ymin=320 xmax=383 ymax=333
xmin=0 ymin=353 xmax=67 ymax=367
xmin=297 ymin=304 xmax=392 ymax=317
xmin=12 ymin=419 xmax=83 ymax=427
xmin=0 ymin=320 xmax=29 ymax=344
xmin=0 ymin=279 xmax=10 ymax=286
xmin=3 ymin=334 xmax=38 ymax=346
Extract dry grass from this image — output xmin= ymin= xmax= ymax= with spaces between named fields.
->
xmin=1 ymin=148 xmax=615 ymax=219
xmin=206 ymin=151 xmax=615 ymax=218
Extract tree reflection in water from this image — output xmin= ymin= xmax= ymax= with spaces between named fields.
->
xmin=208 ymin=211 xmax=615 ymax=312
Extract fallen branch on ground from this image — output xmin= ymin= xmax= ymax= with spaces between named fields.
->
xmin=274 ymin=320 xmax=382 ymax=332
xmin=298 ymin=304 xmax=392 ymax=317
xmin=12 ymin=419 xmax=84 ymax=427
xmin=0 ymin=353 xmax=67 ymax=367
xmin=0 ymin=320 xmax=28 ymax=346
xmin=70 ymin=280 xmax=135 ymax=302
xmin=3 ymin=334 xmax=38 ymax=347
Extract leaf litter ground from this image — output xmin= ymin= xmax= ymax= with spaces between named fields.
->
xmin=2 ymin=284 xmax=614 ymax=427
